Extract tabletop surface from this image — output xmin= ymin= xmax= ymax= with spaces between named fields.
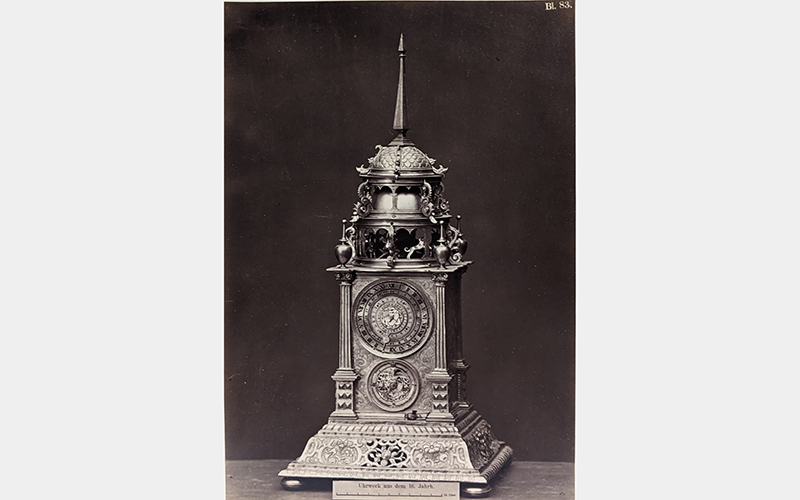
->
xmin=226 ymin=459 xmax=574 ymax=500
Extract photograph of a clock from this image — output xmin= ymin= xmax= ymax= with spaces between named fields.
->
xmin=224 ymin=3 xmax=575 ymax=498
xmin=276 ymin=36 xmax=512 ymax=497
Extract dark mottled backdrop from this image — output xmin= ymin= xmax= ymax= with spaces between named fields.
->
xmin=225 ymin=1 xmax=574 ymax=462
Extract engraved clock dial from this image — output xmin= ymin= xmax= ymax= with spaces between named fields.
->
xmin=368 ymin=360 xmax=420 ymax=412
xmin=353 ymin=280 xmax=432 ymax=358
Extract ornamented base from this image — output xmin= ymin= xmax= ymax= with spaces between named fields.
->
xmin=279 ymin=407 xmax=512 ymax=485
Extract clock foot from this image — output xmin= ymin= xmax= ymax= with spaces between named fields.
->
xmin=280 ymin=477 xmax=305 ymax=491
xmin=461 ymin=483 xmax=492 ymax=498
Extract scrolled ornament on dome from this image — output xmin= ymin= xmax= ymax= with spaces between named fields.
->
xmin=438 ymin=198 xmax=450 ymax=216
xmin=352 ymin=180 xmax=373 ymax=220
xmin=420 ymin=180 xmax=435 ymax=221
xmin=432 ymin=163 xmax=448 ymax=176
xmin=366 ymin=145 xmax=384 ymax=168
xmin=431 ymin=183 xmax=451 ymax=217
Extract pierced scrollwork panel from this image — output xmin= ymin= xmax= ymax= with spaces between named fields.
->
xmin=364 ymin=439 xmax=410 ymax=468
xmin=295 ymin=436 xmax=472 ymax=471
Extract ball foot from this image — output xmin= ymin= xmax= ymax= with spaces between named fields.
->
xmin=280 ymin=477 xmax=305 ymax=491
xmin=461 ymin=483 xmax=492 ymax=498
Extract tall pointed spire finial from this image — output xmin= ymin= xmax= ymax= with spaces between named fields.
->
xmin=392 ymin=33 xmax=409 ymax=137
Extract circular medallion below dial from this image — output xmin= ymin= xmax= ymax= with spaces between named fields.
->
xmin=353 ymin=280 xmax=433 ymax=358
xmin=368 ymin=360 xmax=420 ymax=412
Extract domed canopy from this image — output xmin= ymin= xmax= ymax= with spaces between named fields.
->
xmin=365 ymin=144 xmax=438 ymax=175
xmin=339 ymin=35 xmax=465 ymax=270
xmin=355 ymin=34 xmax=447 ymax=180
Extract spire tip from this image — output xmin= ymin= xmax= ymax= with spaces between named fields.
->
xmin=392 ymin=34 xmax=408 ymax=134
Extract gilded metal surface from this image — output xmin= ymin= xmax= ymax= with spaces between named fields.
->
xmin=393 ymin=33 xmax=408 ymax=133
xmin=369 ymin=145 xmax=436 ymax=172
xmin=352 ymin=180 xmax=373 ymax=218
xmin=353 ymin=280 xmax=432 ymax=358
xmin=367 ymin=360 xmax=420 ymax=412
xmin=279 ymin=410 xmax=513 ymax=483
xmin=464 ymin=420 xmax=500 ymax=470
xmin=353 ymin=321 xmax=435 ymax=415
xmin=280 ymin=36 xmax=512 ymax=488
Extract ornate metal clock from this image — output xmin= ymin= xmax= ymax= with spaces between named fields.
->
xmin=279 ymin=35 xmax=513 ymax=497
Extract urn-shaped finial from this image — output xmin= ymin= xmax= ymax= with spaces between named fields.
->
xmin=335 ymin=219 xmax=353 ymax=267
xmin=434 ymin=220 xmax=451 ymax=268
